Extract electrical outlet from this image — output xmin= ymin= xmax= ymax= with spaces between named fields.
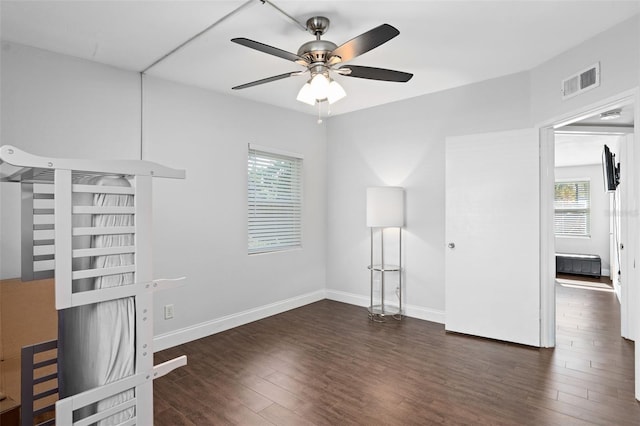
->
xmin=164 ymin=304 xmax=174 ymax=320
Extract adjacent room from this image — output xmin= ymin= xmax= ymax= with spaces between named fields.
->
xmin=1 ymin=1 xmax=639 ymax=425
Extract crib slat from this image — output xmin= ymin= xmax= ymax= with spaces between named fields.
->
xmin=34 ymin=244 xmax=55 ymax=256
xmin=34 ymin=214 xmax=55 ymax=225
xmin=33 ymin=373 xmax=58 ymax=385
xmin=33 ymin=403 xmax=56 ymax=417
xmin=34 ymin=357 xmax=58 ymax=369
xmin=72 ymin=206 xmax=136 ymax=215
xmin=33 ymin=183 xmax=55 ymax=194
xmin=115 ymin=418 xmax=137 ymax=426
xmin=33 ymin=198 xmax=55 ymax=209
xmin=62 ymin=373 xmax=141 ymax=410
xmin=34 ymin=259 xmax=55 ymax=272
xmin=73 ymin=184 xmax=135 ymax=195
xmin=69 ymin=277 xmax=186 ymax=307
xmin=72 ymin=226 xmax=135 ymax=236
xmin=33 ymin=386 xmax=58 ymax=401
xmin=71 ymin=284 xmax=139 ymax=306
xmin=73 ymin=398 xmax=137 ymax=426
xmin=34 ymin=229 xmax=55 ymax=240
xmin=72 ymin=246 xmax=136 ymax=258
xmin=72 ymin=265 xmax=135 ymax=280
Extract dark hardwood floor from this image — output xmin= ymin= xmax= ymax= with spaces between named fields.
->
xmin=154 ymin=285 xmax=639 ymax=425
xmin=556 ymin=273 xmax=613 ymax=285
xmin=556 ymin=272 xmax=613 ymax=287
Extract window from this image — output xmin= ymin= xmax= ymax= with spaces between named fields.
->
xmin=554 ymin=180 xmax=590 ymax=237
xmin=248 ymin=145 xmax=302 ymax=254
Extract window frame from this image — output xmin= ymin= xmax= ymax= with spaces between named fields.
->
xmin=554 ymin=179 xmax=591 ymax=238
xmin=247 ymin=144 xmax=303 ymax=255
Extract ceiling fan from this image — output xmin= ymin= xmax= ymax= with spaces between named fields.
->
xmin=231 ymin=16 xmax=413 ymax=105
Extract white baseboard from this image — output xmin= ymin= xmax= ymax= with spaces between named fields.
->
xmin=153 ymin=289 xmax=326 ymax=352
xmin=325 ymin=289 xmax=445 ymax=324
xmin=324 ymin=289 xmax=369 ymax=307
xmin=404 ymin=303 xmax=445 ymax=324
xmin=154 ymin=288 xmax=445 ymax=352
xmin=602 ymin=268 xmax=611 ymax=277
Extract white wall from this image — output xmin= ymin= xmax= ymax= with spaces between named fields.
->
xmin=142 ymin=76 xmax=327 ymax=345
xmin=325 ymin=14 xmax=640 ymax=324
xmin=555 ymin=164 xmax=612 ymax=274
xmin=0 ymin=43 xmax=327 ymax=350
xmin=1 ymin=42 xmax=141 ymax=279
xmin=531 ymin=15 xmax=639 ymax=124
xmin=325 ymin=72 xmax=532 ymax=321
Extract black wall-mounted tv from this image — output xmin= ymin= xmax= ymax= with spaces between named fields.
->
xmin=602 ymin=144 xmax=620 ymax=192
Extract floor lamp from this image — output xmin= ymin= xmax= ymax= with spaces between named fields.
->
xmin=366 ymin=187 xmax=404 ymax=321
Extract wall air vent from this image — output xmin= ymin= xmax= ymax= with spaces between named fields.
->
xmin=561 ymin=62 xmax=600 ymax=100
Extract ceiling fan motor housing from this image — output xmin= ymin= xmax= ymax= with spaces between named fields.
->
xmin=297 ymin=40 xmax=338 ymax=64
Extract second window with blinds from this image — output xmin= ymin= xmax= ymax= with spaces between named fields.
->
xmin=247 ymin=145 xmax=303 ymax=254
xmin=554 ymin=180 xmax=591 ymax=237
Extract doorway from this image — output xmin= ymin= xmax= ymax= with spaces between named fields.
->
xmin=553 ymin=123 xmax=629 ymax=292
xmin=539 ymin=91 xmax=639 ymax=400
xmin=553 ymin=115 xmax=631 ymax=338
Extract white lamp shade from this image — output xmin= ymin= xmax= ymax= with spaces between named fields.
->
xmin=366 ymin=187 xmax=404 ymax=227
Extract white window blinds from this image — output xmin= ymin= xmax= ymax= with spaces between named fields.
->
xmin=248 ymin=146 xmax=303 ymax=254
xmin=554 ymin=180 xmax=590 ymax=237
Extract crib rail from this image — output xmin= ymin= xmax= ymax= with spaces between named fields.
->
xmin=21 ymin=183 xmax=56 ymax=281
xmin=2 ymin=145 xmax=187 ymax=426
xmin=55 ymin=356 xmax=187 ymax=426
xmin=21 ymin=339 xmax=59 ymax=426
xmin=0 ymin=145 xmax=186 ymax=181
xmin=65 ymin=277 xmax=186 ymax=310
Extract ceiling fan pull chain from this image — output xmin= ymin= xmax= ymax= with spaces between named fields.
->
xmin=317 ymin=102 xmax=323 ymax=124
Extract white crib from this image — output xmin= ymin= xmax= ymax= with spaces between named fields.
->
xmin=1 ymin=145 xmax=187 ymax=425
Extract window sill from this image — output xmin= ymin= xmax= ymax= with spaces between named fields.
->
xmin=248 ymin=246 xmax=303 ymax=256
xmin=555 ymin=235 xmax=591 ymax=240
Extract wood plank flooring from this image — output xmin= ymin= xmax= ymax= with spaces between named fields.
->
xmin=154 ymin=285 xmax=639 ymax=425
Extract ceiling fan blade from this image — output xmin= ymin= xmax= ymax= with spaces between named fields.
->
xmin=330 ymin=24 xmax=400 ymax=63
xmin=340 ymin=65 xmax=413 ymax=82
xmin=231 ymin=37 xmax=306 ymax=63
xmin=232 ymin=72 xmax=298 ymax=90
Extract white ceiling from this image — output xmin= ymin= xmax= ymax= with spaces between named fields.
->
xmin=556 ymin=101 xmax=634 ymax=167
xmin=2 ymin=1 xmax=640 ymax=116
xmin=555 ymin=133 xmax=623 ymax=168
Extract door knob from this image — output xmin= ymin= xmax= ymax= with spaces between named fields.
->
xmin=448 ymin=242 xmax=455 ymax=249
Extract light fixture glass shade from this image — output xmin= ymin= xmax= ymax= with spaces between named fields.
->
xmin=327 ymin=80 xmax=346 ymax=104
xmin=366 ymin=187 xmax=404 ymax=227
xmin=600 ymin=109 xmax=622 ymax=120
xmin=310 ymin=73 xmax=330 ymax=100
xmin=296 ymin=82 xmax=316 ymax=106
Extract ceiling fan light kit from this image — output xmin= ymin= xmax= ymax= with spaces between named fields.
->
xmin=310 ymin=73 xmax=330 ymax=99
xmin=327 ymin=80 xmax=347 ymax=104
xmin=296 ymin=75 xmax=346 ymax=105
xmin=231 ymin=13 xmax=413 ymax=109
xmin=296 ymin=82 xmax=315 ymax=105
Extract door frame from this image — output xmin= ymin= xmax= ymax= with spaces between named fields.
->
xmin=539 ymin=89 xmax=640 ymax=401
xmin=539 ymin=88 xmax=639 ymax=348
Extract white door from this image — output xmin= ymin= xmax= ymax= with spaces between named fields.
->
xmin=445 ymin=128 xmax=540 ymax=346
